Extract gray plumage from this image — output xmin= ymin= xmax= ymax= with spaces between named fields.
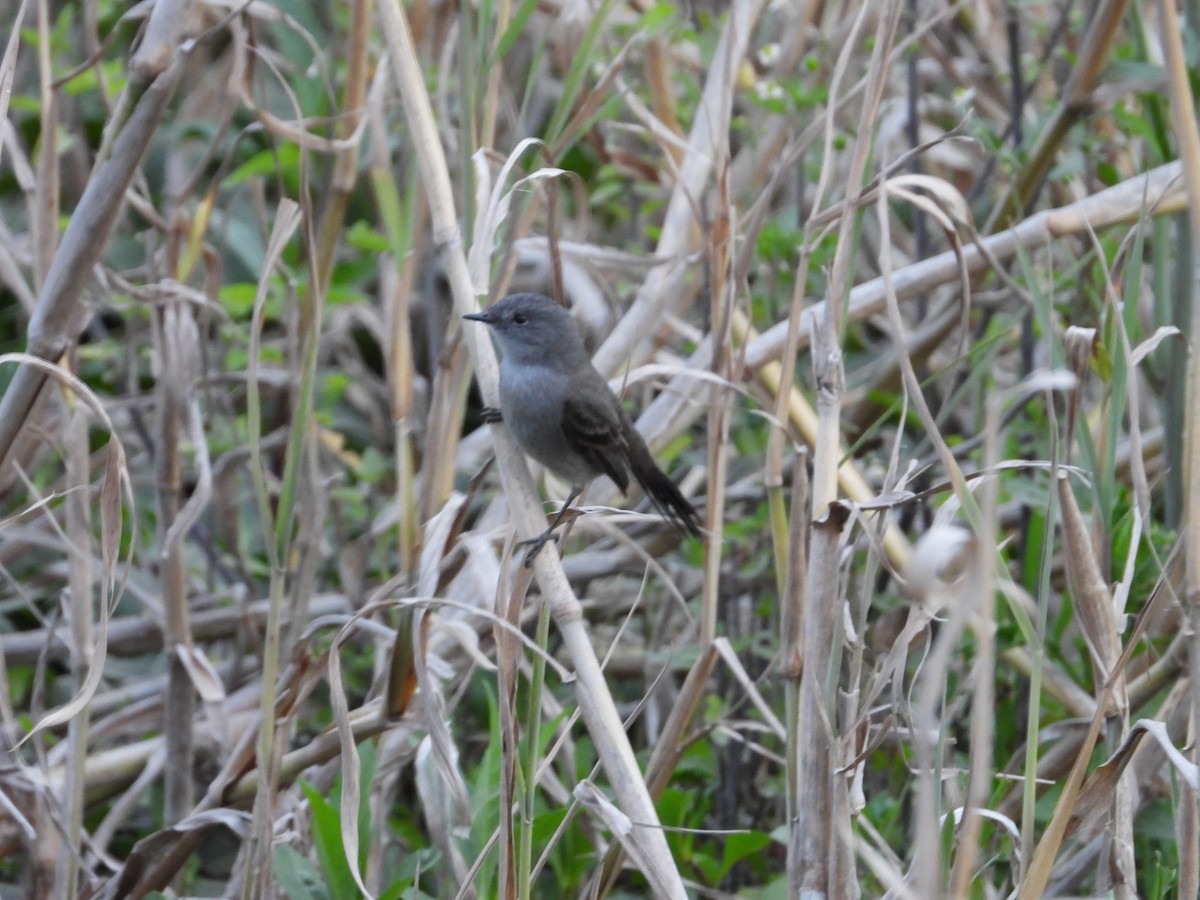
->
xmin=464 ymin=293 xmax=700 ymax=544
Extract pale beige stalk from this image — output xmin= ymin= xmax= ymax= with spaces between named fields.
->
xmin=377 ymin=1 xmax=689 ymax=894
xmin=1160 ymin=0 xmax=1200 ymax=894
xmin=591 ymin=0 xmax=769 ymax=378
xmin=746 ymin=161 xmax=1187 ymax=371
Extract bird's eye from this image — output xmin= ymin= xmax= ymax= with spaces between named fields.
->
xmin=513 ymin=313 xmax=528 ymax=325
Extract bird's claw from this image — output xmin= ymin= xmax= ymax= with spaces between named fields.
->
xmin=518 ymin=530 xmax=560 ymax=567
xmin=481 ymin=406 xmax=503 ymax=424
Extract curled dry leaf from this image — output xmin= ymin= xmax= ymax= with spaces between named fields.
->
xmin=431 ymin=614 xmax=498 ymax=673
xmin=884 ymin=173 xmax=973 ymax=236
xmin=1130 ymin=325 xmax=1183 ymax=365
xmin=328 ymin=618 xmax=374 ymax=900
xmin=417 ymin=492 xmax=466 ymax=597
xmin=1066 ymin=719 xmax=1199 ymax=841
xmin=1057 ymin=470 xmax=1122 ymax=684
xmin=573 ymin=778 xmax=682 ymax=898
xmin=573 ymin=780 xmax=632 ymax=836
xmin=173 ymin=645 xmax=225 ymax=705
xmin=415 ymin=735 xmax=473 ymax=886
xmin=101 ymin=808 xmax=251 ymax=900
xmin=1063 ymin=326 xmax=1097 ymax=381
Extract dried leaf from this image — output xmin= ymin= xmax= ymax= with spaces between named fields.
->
xmin=1057 ymin=471 xmax=1122 ymax=681
xmin=0 ymin=353 xmax=139 ymax=746
xmin=0 ymin=0 xmax=31 ymax=169
xmin=328 ymin=617 xmax=374 ymax=900
xmin=572 ymin=780 xmax=685 ymax=898
xmin=102 ymin=808 xmax=251 ymax=899
xmin=174 ymin=644 xmax=225 ymax=705
xmin=417 ymin=492 xmax=465 ymax=597
xmin=384 ymin=610 xmax=418 ymax=719
xmin=415 ymin=734 xmax=472 ymax=885
xmin=1130 ymin=325 xmax=1182 ymax=366
xmin=434 ymin=615 xmax=497 ymax=672
xmin=99 ymin=439 xmax=123 ymax=578
xmin=886 ymin=174 xmax=973 ymax=227
xmin=1067 ymin=719 xmax=1199 ymax=840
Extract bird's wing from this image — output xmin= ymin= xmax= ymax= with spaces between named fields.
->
xmin=561 ymin=390 xmax=631 ymax=493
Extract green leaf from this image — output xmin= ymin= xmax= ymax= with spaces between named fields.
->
xmin=379 ymin=847 xmax=443 ymax=898
xmin=737 ymin=874 xmax=792 ymax=899
xmin=542 ymin=0 xmax=612 ymax=147
xmin=273 ymin=844 xmax=331 ymax=900
xmin=227 ymin=143 xmax=302 ymax=187
xmin=716 ymin=830 xmax=772 ymax=881
xmin=359 ymin=447 xmax=390 ymax=485
xmin=494 ymin=0 xmax=541 ymax=63
xmin=639 ymin=1 xmax=677 ymax=32
xmin=346 ymin=220 xmax=390 ymax=253
xmin=300 ymin=781 xmax=357 ymax=899
xmin=219 ymin=283 xmax=258 ymax=319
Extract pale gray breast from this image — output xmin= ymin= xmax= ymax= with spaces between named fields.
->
xmin=498 ymin=360 xmax=597 ymax=486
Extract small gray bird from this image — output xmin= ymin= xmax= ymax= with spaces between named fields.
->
xmin=464 ymin=293 xmax=700 ymax=564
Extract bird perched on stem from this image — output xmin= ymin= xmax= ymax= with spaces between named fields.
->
xmin=464 ymin=293 xmax=701 ymax=566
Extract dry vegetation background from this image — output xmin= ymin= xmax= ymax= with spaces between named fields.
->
xmin=0 ymin=0 xmax=1199 ymax=897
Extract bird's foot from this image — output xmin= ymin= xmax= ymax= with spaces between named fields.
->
xmin=481 ymin=406 xmax=503 ymax=424
xmin=517 ymin=529 xmax=561 ymax=568
xmin=516 ymin=494 xmax=581 ymax=568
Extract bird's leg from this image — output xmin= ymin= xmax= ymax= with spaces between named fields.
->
xmin=519 ymin=488 xmax=581 ymax=568
xmin=481 ymin=406 xmax=503 ymax=424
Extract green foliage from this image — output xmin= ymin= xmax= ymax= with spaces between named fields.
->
xmin=296 ymin=741 xmax=377 ymax=899
xmin=275 ymin=845 xmax=332 ymax=900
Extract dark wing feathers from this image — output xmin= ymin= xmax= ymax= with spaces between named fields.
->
xmin=625 ymin=428 xmax=702 ymax=537
xmin=562 ymin=384 xmax=701 ymax=538
xmin=561 ymin=392 xmax=631 ymax=492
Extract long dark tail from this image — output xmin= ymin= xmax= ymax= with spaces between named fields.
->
xmin=628 ymin=438 xmax=702 ymax=537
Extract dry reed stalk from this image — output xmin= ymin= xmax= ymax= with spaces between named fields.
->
xmin=1160 ymin=0 xmax=1200 ymax=895
xmin=0 ymin=355 xmax=132 ymax=893
xmin=762 ymin=0 xmax=857 ymax=609
xmin=57 ymin=404 xmax=91 ymax=899
xmin=988 ymin=0 xmax=1133 ymax=230
xmin=871 ymin=161 xmax=1000 ymax=895
xmin=1057 ymin=313 xmax=1134 ymax=887
xmin=377 ymin=1 xmax=690 ymax=893
xmin=0 ymin=11 xmax=186 ymax=475
xmin=700 ymin=161 xmax=735 ymax=645
xmin=1017 ymin=524 xmax=1186 ymax=897
xmin=1059 ymin=470 xmax=1136 ymax=895
xmin=496 ymin=562 xmax=532 ymax=900
xmin=948 ymin=391 xmax=999 ymax=897
xmin=783 ymin=452 xmax=808 ymax=883
xmin=793 ymin=9 xmax=900 ymax=890
xmin=2 ymin=357 xmax=132 ymax=734
xmin=243 ymin=198 xmax=304 ymax=896
xmin=591 ymin=0 xmax=768 ymax=378
xmin=796 ymin=503 xmax=852 ymax=894
xmin=737 ymin=311 xmax=914 ymax=571
xmin=0 ymin=594 xmax=351 ymax=667
xmin=155 ymin=299 xmax=198 ymax=829
xmin=33 ymin=0 xmax=59 ymax=293
xmin=365 ymin=85 xmax=423 ymax=580
xmin=747 ymin=161 xmax=1188 ymax=370
xmin=592 ymin=639 xmax=724 ymax=893
xmin=0 ymin=2 xmax=32 ymax=148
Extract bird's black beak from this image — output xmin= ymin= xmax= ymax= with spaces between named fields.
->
xmin=462 ymin=310 xmax=491 ymax=323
